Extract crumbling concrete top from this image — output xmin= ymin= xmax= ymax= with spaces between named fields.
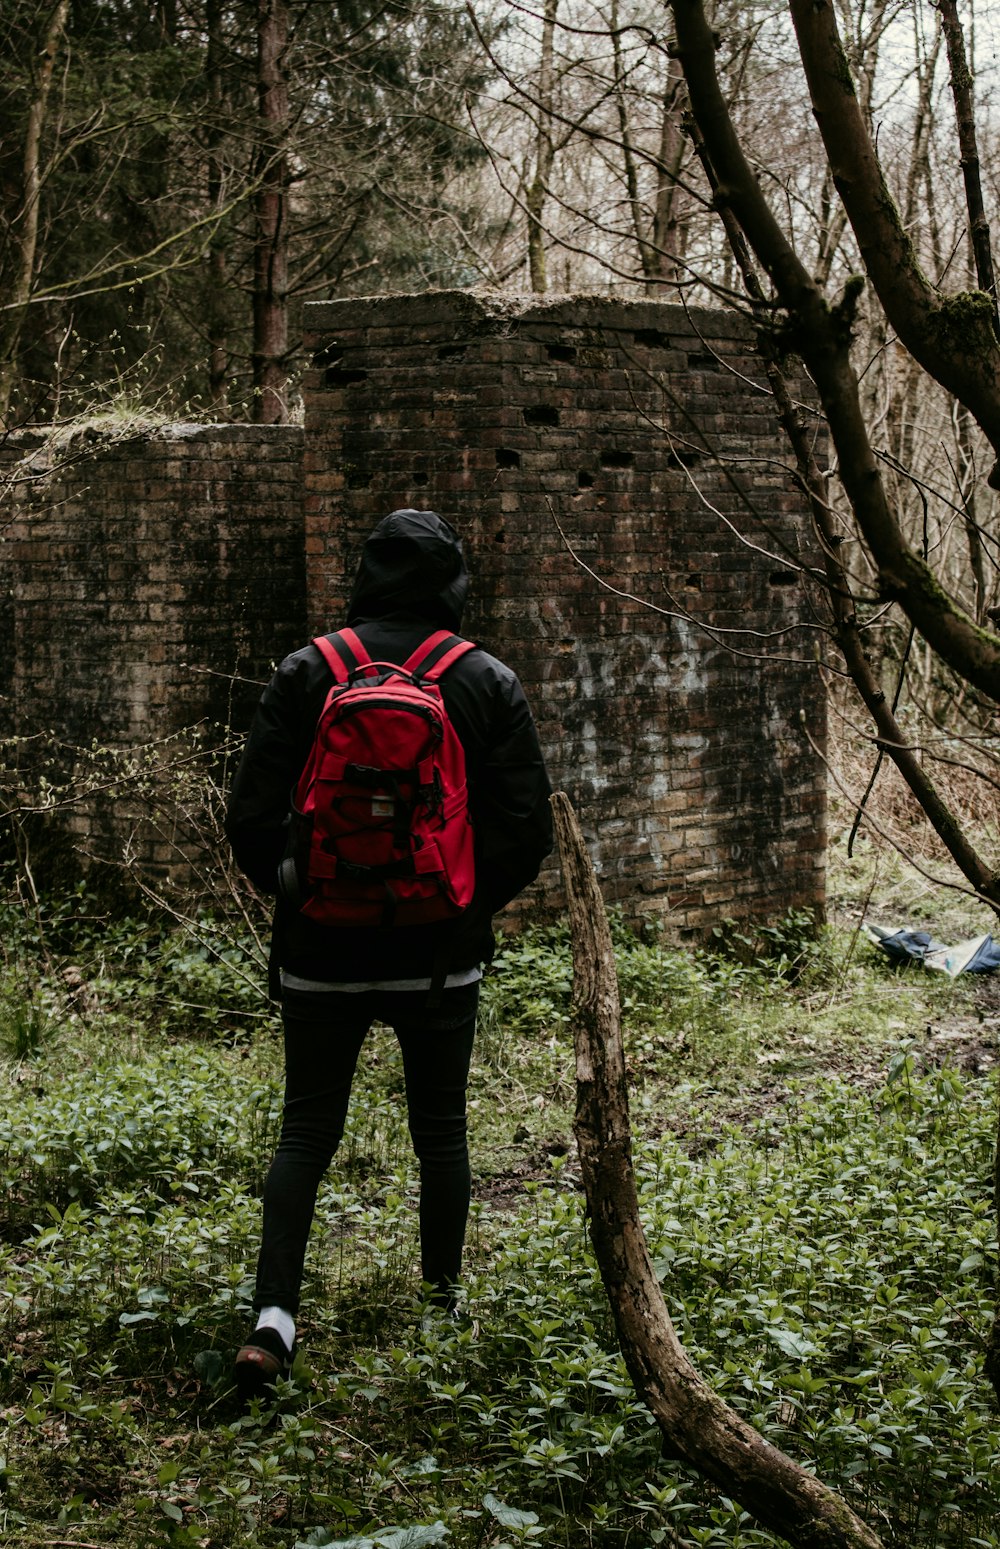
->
xmin=303 ymin=288 xmax=754 ymax=341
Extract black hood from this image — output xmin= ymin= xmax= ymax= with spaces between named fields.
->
xmin=346 ymin=509 xmax=469 ymax=630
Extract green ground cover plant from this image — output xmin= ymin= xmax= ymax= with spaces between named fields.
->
xmin=0 ymin=860 xmax=998 ymax=1548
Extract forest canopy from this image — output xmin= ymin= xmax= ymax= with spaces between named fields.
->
xmin=6 ymin=1 xmax=995 ymax=430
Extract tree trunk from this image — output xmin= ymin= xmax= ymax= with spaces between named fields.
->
xmin=526 ymin=0 xmax=558 ymax=293
xmin=206 ymin=0 xmax=229 ymax=415
xmin=649 ymin=47 xmax=688 ymax=290
xmin=551 ymin=790 xmax=886 ymax=1549
xmin=938 ymin=0 xmax=998 ymax=333
xmin=0 ymin=0 xmax=70 ymax=425
xmin=787 ymin=0 xmax=1000 ymax=486
xmin=939 ymin=0 xmax=995 ymax=624
xmin=253 ymin=0 xmax=289 ymax=424
xmin=610 ymin=0 xmax=656 ymax=282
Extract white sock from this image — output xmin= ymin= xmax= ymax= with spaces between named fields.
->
xmin=255 ymin=1306 xmax=295 ymax=1352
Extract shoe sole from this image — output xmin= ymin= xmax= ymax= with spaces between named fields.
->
xmin=234 ymin=1342 xmax=290 ymax=1402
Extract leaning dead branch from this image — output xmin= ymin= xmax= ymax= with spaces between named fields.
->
xmin=552 ymin=788 xmax=884 ymax=1549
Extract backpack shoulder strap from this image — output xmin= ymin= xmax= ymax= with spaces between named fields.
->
xmin=312 ymin=628 xmax=370 ymax=684
xmin=403 ymin=630 xmax=476 ymax=683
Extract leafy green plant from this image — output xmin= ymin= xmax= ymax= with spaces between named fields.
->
xmin=1 ymin=873 xmax=999 ymax=1546
xmin=0 ymin=984 xmax=55 ymax=1060
xmin=709 ymin=907 xmax=839 ymax=989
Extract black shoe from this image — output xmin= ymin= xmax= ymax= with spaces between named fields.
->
xmin=234 ymin=1325 xmax=293 ymax=1406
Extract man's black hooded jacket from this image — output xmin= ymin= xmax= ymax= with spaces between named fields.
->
xmin=225 ymin=510 xmax=553 ymax=987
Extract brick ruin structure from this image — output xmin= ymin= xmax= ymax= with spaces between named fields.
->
xmin=0 ymin=424 xmax=306 ymax=876
xmin=302 ymin=292 xmax=826 ymax=931
xmin=0 ymin=291 xmax=827 ymax=931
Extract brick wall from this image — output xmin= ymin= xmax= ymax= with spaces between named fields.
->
xmin=0 ymin=423 xmax=305 ymax=878
xmin=303 ymin=291 xmax=827 ymax=932
xmin=1 ymin=293 xmax=827 ymax=930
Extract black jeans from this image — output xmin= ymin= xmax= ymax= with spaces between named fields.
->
xmin=253 ymin=980 xmax=479 ymax=1316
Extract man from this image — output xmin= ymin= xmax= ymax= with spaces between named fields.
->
xmin=225 ymin=508 xmax=552 ymax=1401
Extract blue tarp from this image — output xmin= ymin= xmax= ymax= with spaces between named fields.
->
xmin=864 ymin=923 xmax=1000 ymax=976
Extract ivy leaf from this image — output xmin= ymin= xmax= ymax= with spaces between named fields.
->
xmin=767 ymin=1327 xmax=820 ymax=1361
xmin=375 ymin=1527 xmax=449 ymax=1549
xmin=483 ymin=1494 xmax=540 ymax=1529
xmin=294 ymin=1532 xmax=372 ymax=1548
xmin=193 ymin=1350 xmax=227 ymax=1385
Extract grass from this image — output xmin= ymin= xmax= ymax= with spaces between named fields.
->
xmin=0 ymin=837 xmax=998 ymax=1549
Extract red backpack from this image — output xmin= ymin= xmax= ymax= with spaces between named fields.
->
xmin=284 ymin=627 xmax=477 ymax=928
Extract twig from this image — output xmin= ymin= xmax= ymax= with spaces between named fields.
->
xmin=548 ymin=500 xmax=832 ymax=669
xmin=802 ymin=719 xmax=989 ymax=906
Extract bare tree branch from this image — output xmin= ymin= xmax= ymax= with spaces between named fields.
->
xmin=671 ymin=0 xmax=1000 ymax=704
xmin=788 ymin=0 xmax=1000 ymax=485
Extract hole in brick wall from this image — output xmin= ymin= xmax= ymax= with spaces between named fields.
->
xmin=546 ymin=343 xmax=578 ymax=363
xmin=686 ymin=574 xmax=702 ymax=592
xmin=496 ymin=448 xmax=521 ymax=468
xmin=577 ymin=470 xmax=594 ymax=488
xmin=325 ymin=366 xmax=368 ymax=387
xmin=346 ymin=469 xmax=371 ymax=489
xmin=665 ymin=449 xmax=702 ymax=468
xmin=493 ymin=528 xmax=506 ymax=544
xmin=769 ymin=570 xmax=797 ymax=587
xmin=438 ymin=344 xmax=467 ymax=360
xmin=412 ymin=464 xmax=429 ymax=486
xmin=686 ymin=352 xmax=722 ymax=371
xmin=600 ymin=450 xmax=634 ymax=469
xmin=523 ymin=404 xmax=560 ymax=426
xmin=633 ymin=328 xmax=670 ymax=349
xmin=312 ymin=343 xmax=341 ymax=368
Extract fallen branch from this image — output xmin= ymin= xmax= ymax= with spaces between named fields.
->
xmin=551 ymin=789 xmax=884 ymax=1548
